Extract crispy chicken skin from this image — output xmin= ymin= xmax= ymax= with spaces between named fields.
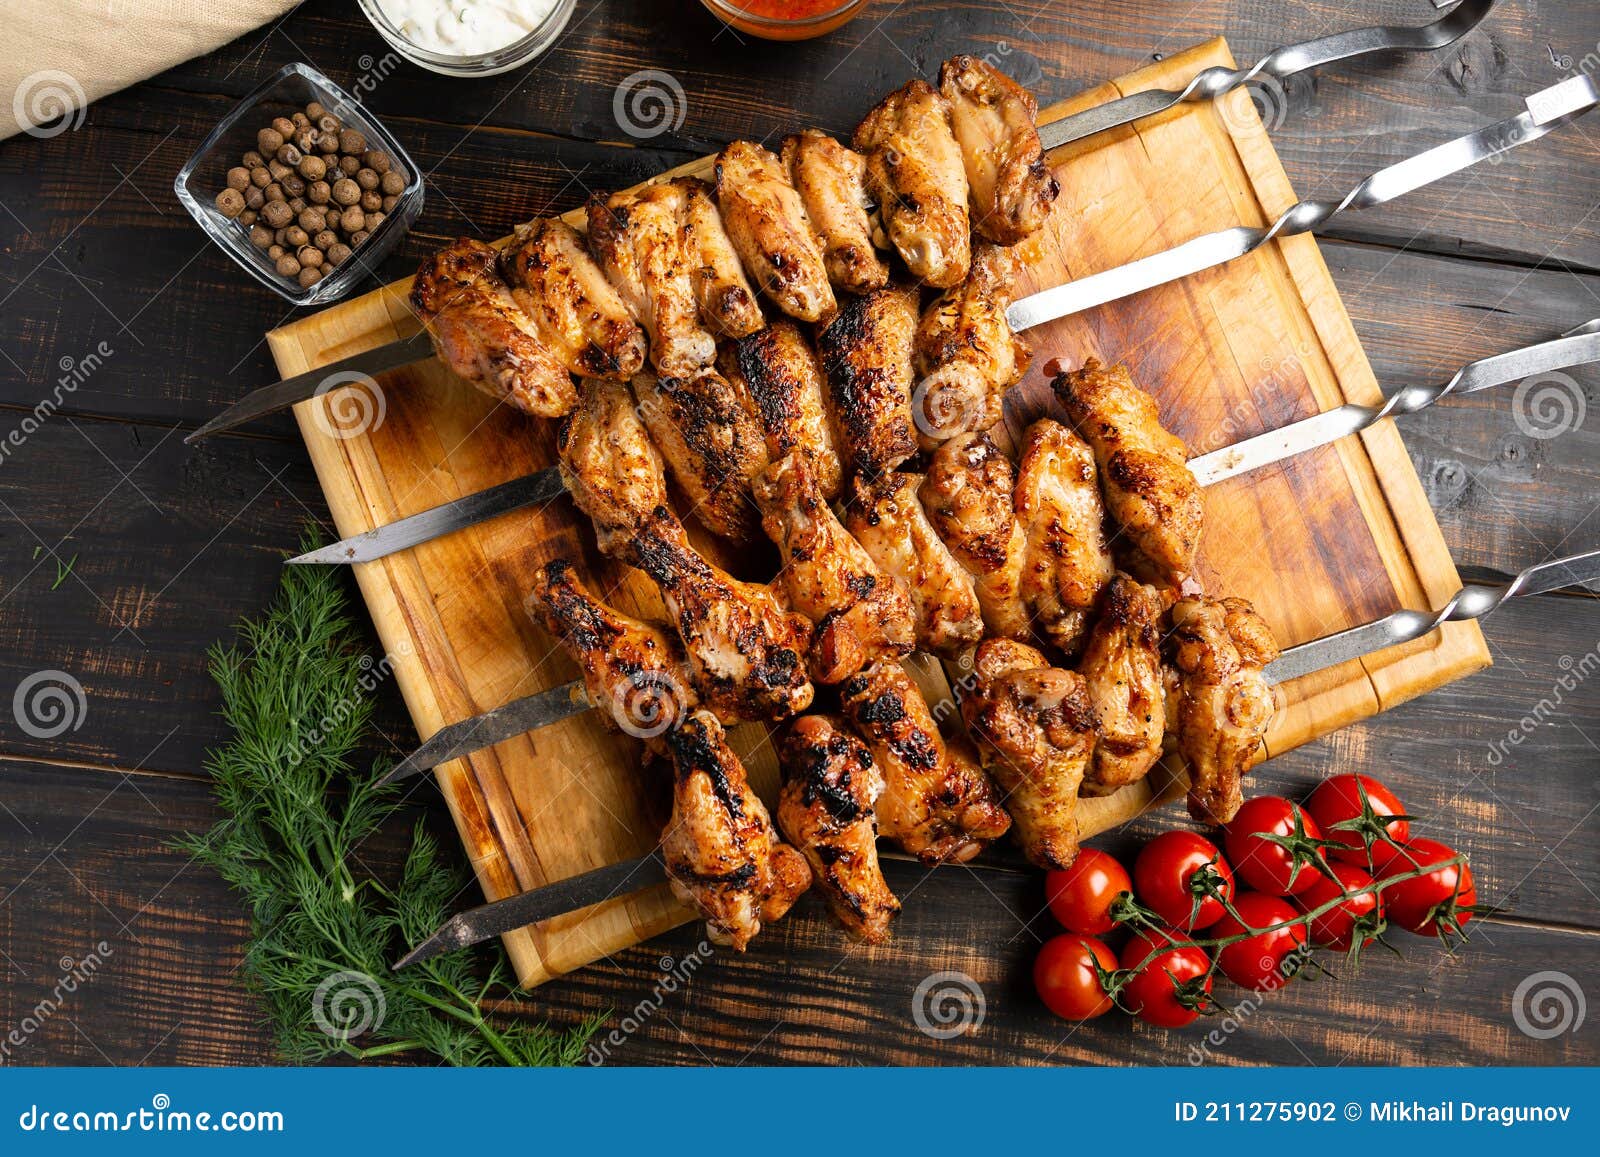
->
xmin=631 ymin=369 xmax=769 ymax=546
xmin=919 ymin=432 xmax=1031 ymax=640
xmin=816 ymin=286 xmax=919 ymax=480
xmin=937 ymin=55 xmax=1059 ymax=245
xmin=1015 ymin=419 xmax=1115 ymax=657
xmin=754 ymin=453 xmax=915 ymax=685
xmin=725 ymin=322 xmax=843 ymax=501
xmin=912 ymin=243 xmax=1031 ymax=446
xmin=662 ymin=710 xmax=812 ymax=950
xmin=587 ymin=186 xmax=719 ymax=379
xmin=962 ymin=638 xmax=1099 ymax=870
xmin=1168 ymin=596 xmax=1280 ymax=825
xmin=839 ymin=660 xmax=1010 ymax=865
xmin=411 ymin=238 xmax=578 ymax=418
xmin=1078 ymin=574 xmax=1166 ymax=796
xmin=781 ymin=129 xmax=890 ymax=295
xmin=844 ymin=473 xmax=984 ymax=659
xmin=624 ymin=506 xmax=814 ymax=724
xmin=714 ymin=141 xmax=836 ymax=323
xmin=675 ymin=177 xmax=766 ymax=338
xmin=500 ymin=219 xmax=646 ymax=380
xmin=1053 ymin=360 xmax=1203 ymax=587
xmin=527 ymin=560 xmax=697 ymax=739
xmin=777 ymin=715 xmax=900 ymax=943
xmin=555 ymin=377 xmax=669 ymax=557
xmin=853 ymin=79 xmax=972 ymax=288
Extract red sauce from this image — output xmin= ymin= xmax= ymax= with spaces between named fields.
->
xmin=727 ymin=0 xmax=847 ymax=19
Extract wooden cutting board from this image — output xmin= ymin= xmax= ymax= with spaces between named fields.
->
xmin=264 ymin=38 xmax=1488 ymax=989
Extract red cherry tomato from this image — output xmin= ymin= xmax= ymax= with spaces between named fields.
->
xmin=1380 ymin=838 xmax=1476 ymax=938
xmin=1033 ymin=933 xmax=1117 ymax=1020
xmin=1118 ymin=927 xmax=1213 ymax=1028
xmin=1304 ymin=774 xmax=1410 ymax=865
xmin=1223 ymin=795 xmax=1327 ymax=896
xmin=1298 ymin=861 xmax=1383 ymax=951
xmin=1133 ymin=830 xmax=1235 ymax=930
xmin=1210 ymin=891 xmax=1308 ymax=991
xmin=1045 ymin=848 xmax=1133 ymax=935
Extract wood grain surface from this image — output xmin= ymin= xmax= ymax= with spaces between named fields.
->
xmin=1 ymin=0 xmax=1595 ymax=1066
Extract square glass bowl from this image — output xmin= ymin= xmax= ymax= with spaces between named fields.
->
xmin=174 ymin=63 xmax=424 ymax=307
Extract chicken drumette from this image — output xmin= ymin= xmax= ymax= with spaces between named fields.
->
xmin=714 ymin=140 xmax=836 ymax=324
xmin=662 ymin=710 xmax=812 ymax=950
xmin=555 ymin=376 xmax=669 ymax=557
xmin=675 ymin=176 xmax=766 ymax=339
xmin=919 ymin=432 xmax=1031 ymax=640
xmin=816 ymin=285 xmax=919 ymax=481
xmin=1168 ymin=596 xmax=1280 ymax=825
xmin=781 ymin=129 xmax=890 ymax=295
xmin=938 ymin=54 xmax=1059 ymax=245
xmin=777 ymin=714 xmax=900 ymax=944
xmin=1077 ymin=574 xmax=1166 ymax=796
xmin=962 ymin=638 xmax=1099 ymax=870
xmin=411 ymin=237 xmax=578 ymax=418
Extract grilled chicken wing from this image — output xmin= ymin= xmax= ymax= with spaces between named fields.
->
xmin=675 ymin=176 xmax=766 ymax=338
xmin=555 ymin=377 xmax=669 ymax=556
xmin=962 ymin=638 xmax=1098 ymax=870
xmin=1015 ymin=419 xmax=1115 ymax=657
xmin=500 ymin=219 xmax=646 ymax=380
xmin=839 ymin=660 xmax=1010 ymax=864
xmin=714 ymin=141 xmax=836 ymax=323
xmin=844 ymin=473 xmax=983 ymax=658
xmin=816 ymin=286 xmax=918 ymax=480
xmin=781 ymin=129 xmax=890 ymax=295
xmin=912 ymin=243 xmax=1031 ymax=446
xmin=624 ymin=506 xmax=814 ymax=724
xmin=853 ymin=79 xmax=972 ymax=288
xmin=411 ymin=238 xmax=578 ymax=418
xmin=1078 ymin=574 xmax=1165 ymax=796
xmin=919 ymin=432 xmax=1031 ymax=640
xmin=587 ymin=185 xmax=718 ymax=379
xmin=662 ymin=710 xmax=812 ymax=950
xmin=1053 ymin=360 xmax=1203 ymax=587
xmin=528 ymin=559 xmax=697 ymax=739
xmin=754 ymin=453 xmax=915 ymax=685
xmin=1168 ymin=596 xmax=1280 ymax=825
xmin=632 ymin=369 xmax=769 ymax=546
xmin=777 ymin=714 xmax=900 ymax=943
xmin=724 ymin=321 xmax=843 ymax=501
xmin=938 ymin=54 xmax=1059 ymax=245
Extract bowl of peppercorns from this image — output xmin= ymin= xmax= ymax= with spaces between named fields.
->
xmin=175 ymin=63 xmax=424 ymax=306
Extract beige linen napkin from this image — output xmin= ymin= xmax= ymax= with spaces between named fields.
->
xmin=3 ymin=0 xmax=301 ymax=140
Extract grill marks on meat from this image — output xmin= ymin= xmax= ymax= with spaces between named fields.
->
xmin=662 ymin=710 xmax=812 ymax=950
xmin=938 ymin=54 xmax=1059 ymax=246
xmin=781 ymin=129 xmax=890 ymax=295
xmin=725 ymin=321 xmax=843 ymax=502
xmin=555 ymin=377 xmax=669 ymax=557
xmin=919 ymin=432 xmax=1032 ymax=640
xmin=839 ymin=660 xmax=1009 ymax=864
xmin=1077 ymin=574 xmax=1166 ymax=795
xmin=675 ymin=176 xmax=766 ymax=338
xmin=817 ymin=286 xmax=919 ymax=481
xmin=411 ymin=237 xmax=578 ymax=418
xmin=777 ymin=715 xmax=899 ymax=943
xmin=754 ymin=453 xmax=914 ymax=685
xmin=500 ymin=219 xmax=646 ymax=380
xmin=962 ymin=638 xmax=1098 ymax=870
xmin=714 ymin=140 xmax=836 ymax=324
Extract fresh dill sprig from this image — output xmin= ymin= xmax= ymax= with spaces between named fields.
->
xmin=175 ymin=535 xmax=602 ymax=1066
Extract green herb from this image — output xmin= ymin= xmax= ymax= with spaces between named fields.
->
xmin=175 ymin=535 xmax=602 ymax=1065
xmin=51 ymin=553 xmax=77 ymax=590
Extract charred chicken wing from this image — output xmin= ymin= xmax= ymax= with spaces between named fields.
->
xmin=937 ymin=55 xmax=1059 ymax=245
xmin=919 ymin=432 xmax=1031 ymax=640
xmin=816 ymin=286 xmax=919 ymax=480
xmin=555 ymin=377 xmax=670 ymax=557
xmin=725 ymin=321 xmax=843 ymax=501
xmin=675 ymin=176 xmax=766 ymax=338
xmin=781 ymin=129 xmax=890 ymax=295
xmin=1077 ymin=574 xmax=1166 ymax=795
xmin=714 ymin=140 xmax=836 ymax=323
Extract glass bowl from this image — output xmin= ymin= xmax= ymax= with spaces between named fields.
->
xmin=357 ymin=0 xmax=577 ymax=77
xmin=698 ymin=0 xmax=869 ymax=41
xmin=174 ymin=63 xmax=424 ymax=308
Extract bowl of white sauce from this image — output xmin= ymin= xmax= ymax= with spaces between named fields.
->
xmin=358 ymin=0 xmax=576 ymax=77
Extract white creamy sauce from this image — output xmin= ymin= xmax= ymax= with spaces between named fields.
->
xmin=378 ymin=0 xmax=558 ymax=57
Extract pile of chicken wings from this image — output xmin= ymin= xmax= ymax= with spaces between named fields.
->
xmin=412 ymin=56 xmax=1280 ymax=950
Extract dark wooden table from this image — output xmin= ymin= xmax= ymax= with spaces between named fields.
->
xmin=1 ymin=0 xmax=1597 ymax=1066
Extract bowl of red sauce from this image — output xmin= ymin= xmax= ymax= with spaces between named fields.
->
xmin=699 ymin=0 xmax=869 ymax=41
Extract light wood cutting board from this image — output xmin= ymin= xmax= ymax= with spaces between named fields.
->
xmin=263 ymin=39 xmax=1489 ymax=988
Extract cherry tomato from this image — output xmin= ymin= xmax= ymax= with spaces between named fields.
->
xmin=1118 ymin=927 xmax=1214 ymax=1028
xmin=1210 ymin=891 xmax=1308 ymax=991
xmin=1304 ymin=774 xmax=1410 ymax=865
xmin=1045 ymin=848 xmax=1133 ymax=935
xmin=1380 ymin=838 xmax=1476 ymax=938
xmin=1297 ymin=861 xmax=1383 ymax=951
xmin=1133 ymin=830 xmax=1235 ymax=930
xmin=1223 ymin=795 xmax=1327 ymax=896
xmin=1034 ymin=933 xmax=1117 ymax=1020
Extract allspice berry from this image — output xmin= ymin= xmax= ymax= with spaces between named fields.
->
xmin=331 ymin=178 xmax=360 ymax=206
xmin=339 ymin=206 xmax=365 ymax=233
xmin=326 ymin=242 xmax=352 ymax=267
xmin=298 ymin=245 xmax=324 ymax=268
xmin=380 ymin=170 xmax=405 ymax=196
xmin=215 ymin=187 xmax=246 ymax=217
xmin=275 ymin=254 xmax=302 ymax=277
xmin=267 ymin=243 xmax=285 ymax=260
xmin=294 ymin=129 xmax=319 ymax=154
xmin=287 ymin=196 xmax=307 ymax=215
xmin=360 ymin=190 xmax=382 ymax=213
xmin=226 ymin=166 xmax=251 ymax=191
xmin=338 ymin=155 xmax=361 ymax=176
xmin=363 ymin=150 xmax=391 ymax=174
xmin=314 ymin=229 xmax=338 ymax=250
xmin=338 ymin=128 xmax=366 ymax=155
xmin=271 ymin=116 xmax=296 ymax=139
xmin=262 ymin=200 xmax=293 ymax=228
xmin=291 ymin=111 xmax=311 ymax=131
xmin=242 ymin=150 xmax=264 ymax=168
xmin=276 ymin=143 xmax=302 ymax=167
xmin=364 ymin=210 xmax=386 ymax=232
xmin=308 ymin=180 xmax=331 ymax=205
xmin=298 ymin=154 xmax=326 ymax=181
xmin=264 ymin=182 xmax=284 ymax=203
xmin=249 ymin=224 xmax=274 ymax=249
xmin=281 ymin=173 xmax=306 ymax=198
xmin=350 ymin=230 xmax=370 ymax=245
xmin=355 ymin=167 xmax=379 ymax=191
xmin=298 ymin=266 xmax=323 ymax=289
xmin=256 ymin=127 xmax=284 ymax=156
xmin=316 ymin=114 xmax=340 ymax=135
xmin=250 ymin=166 xmax=271 ymax=188
xmin=298 ymin=206 xmax=325 ymax=233
xmin=244 ymin=186 xmax=265 ymax=210
xmin=318 ymin=131 xmax=340 ymax=155
xmin=306 ymin=101 xmax=326 ymax=120
xmin=238 ymin=209 xmax=257 ymax=226
xmin=381 ymin=195 xmax=399 ymax=213
xmin=285 ymin=225 xmax=310 ymax=248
